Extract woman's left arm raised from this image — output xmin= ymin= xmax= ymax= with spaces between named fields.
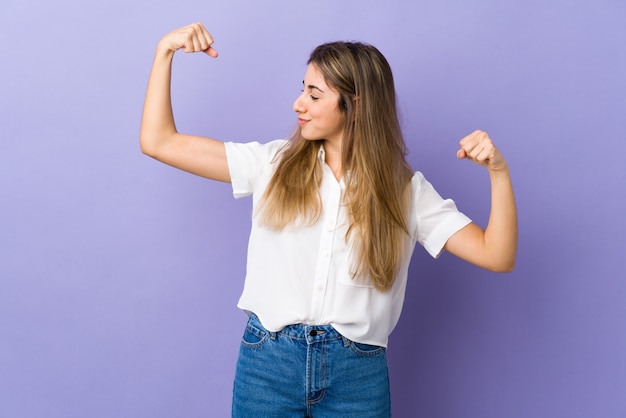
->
xmin=444 ymin=130 xmax=518 ymax=272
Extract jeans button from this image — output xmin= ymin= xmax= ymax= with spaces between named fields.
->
xmin=309 ymin=330 xmax=317 ymax=337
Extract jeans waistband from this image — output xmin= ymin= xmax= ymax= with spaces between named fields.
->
xmin=249 ymin=314 xmax=344 ymax=345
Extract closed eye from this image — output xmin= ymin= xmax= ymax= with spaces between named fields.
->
xmin=300 ymin=89 xmax=319 ymax=101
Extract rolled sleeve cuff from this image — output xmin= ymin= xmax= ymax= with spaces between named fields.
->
xmin=224 ymin=142 xmax=252 ymax=199
xmin=423 ymin=213 xmax=472 ymax=258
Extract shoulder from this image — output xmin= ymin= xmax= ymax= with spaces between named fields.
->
xmin=409 ymin=170 xmax=455 ymax=212
xmin=410 ymin=171 xmax=428 ymax=192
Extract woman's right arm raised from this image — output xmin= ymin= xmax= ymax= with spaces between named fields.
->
xmin=140 ymin=23 xmax=230 ymax=182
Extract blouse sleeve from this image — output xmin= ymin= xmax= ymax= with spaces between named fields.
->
xmin=411 ymin=172 xmax=472 ymax=258
xmin=224 ymin=140 xmax=287 ymax=199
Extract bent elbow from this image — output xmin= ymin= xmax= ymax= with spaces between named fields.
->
xmin=491 ymin=258 xmax=516 ymax=274
xmin=139 ymin=135 xmax=157 ymax=157
xmin=499 ymin=264 xmax=515 ymax=274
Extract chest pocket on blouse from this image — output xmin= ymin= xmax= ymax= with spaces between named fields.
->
xmin=338 ymin=272 xmax=375 ymax=288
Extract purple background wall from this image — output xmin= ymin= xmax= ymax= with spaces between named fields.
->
xmin=1 ymin=0 xmax=625 ymax=417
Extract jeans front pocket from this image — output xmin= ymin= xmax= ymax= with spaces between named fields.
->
xmin=241 ymin=321 xmax=268 ymax=349
xmin=349 ymin=341 xmax=386 ymax=357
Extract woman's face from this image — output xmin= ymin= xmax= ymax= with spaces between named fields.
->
xmin=293 ymin=64 xmax=345 ymax=146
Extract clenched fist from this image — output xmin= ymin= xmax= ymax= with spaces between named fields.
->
xmin=457 ymin=130 xmax=508 ymax=172
xmin=157 ymin=22 xmax=218 ymax=57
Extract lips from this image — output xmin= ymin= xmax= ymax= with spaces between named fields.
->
xmin=298 ymin=118 xmax=309 ymax=126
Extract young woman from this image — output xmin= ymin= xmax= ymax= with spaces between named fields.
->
xmin=140 ymin=22 xmax=517 ymax=418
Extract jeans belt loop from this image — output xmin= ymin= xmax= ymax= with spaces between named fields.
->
xmin=341 ymin=335 xmax=351 ymax=347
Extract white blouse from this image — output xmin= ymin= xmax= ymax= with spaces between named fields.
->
xmin=225 ymin=140 xmax=471 ymax=347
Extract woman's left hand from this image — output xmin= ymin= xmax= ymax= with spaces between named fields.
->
xmin=456 ymin=130 xmax=508 ymax=172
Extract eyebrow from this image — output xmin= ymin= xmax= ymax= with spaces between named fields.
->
xmin=302 ymin=80 xmax=325 ymax=93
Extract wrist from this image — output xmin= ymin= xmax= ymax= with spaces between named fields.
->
xmin=155 ymin=39 xmax=178 ymax=58
xmin=488 ymin=164 xmax=511 ymax=181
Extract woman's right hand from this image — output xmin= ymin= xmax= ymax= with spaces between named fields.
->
xmin=157 ymin=22 xmax=218 ymax=58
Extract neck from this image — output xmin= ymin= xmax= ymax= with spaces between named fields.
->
xmin=323 ymin=139 xmax=343 ymax=181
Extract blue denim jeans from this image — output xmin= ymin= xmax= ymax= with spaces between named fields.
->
xmin=232 ymin=314 xmax=391 ymax=417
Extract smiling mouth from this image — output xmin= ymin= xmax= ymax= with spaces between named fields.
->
xmin=298 ymin=118 xmax=309 ymax=126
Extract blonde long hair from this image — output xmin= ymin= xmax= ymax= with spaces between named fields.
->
xmin=258 ymin=41 xmax=413 ymax=292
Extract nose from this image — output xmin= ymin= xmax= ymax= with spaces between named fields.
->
xmin=293 ymin=92 xmax=305 ymax=114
